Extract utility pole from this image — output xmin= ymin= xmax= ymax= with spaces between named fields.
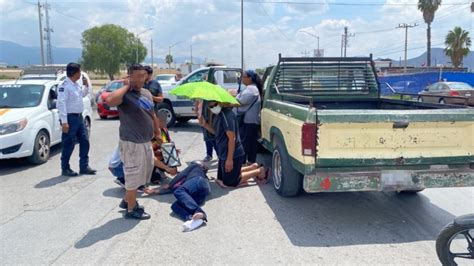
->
xmin=190 ymin=44 xmax=193 ymax=65
xmin=241 ymin=0 xmax=244 ymax=71
xmin=150 ymin=38 xmax=153 ymax=69
xmin=37 ymin=1 xmax=45 ymax=66
xmin=43 ymin=1 xmax=53 ymax=65
xmin=397 ymin=23 xmax=418 ymax=73
xmin=301 ymin=51 xmax=310 ymax=57
xmin=342 ymin=26 xmax=354 ymax=57
xmin=340 ymin=34 xmax=344 ymax=57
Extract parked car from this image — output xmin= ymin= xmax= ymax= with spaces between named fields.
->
xmin=156 ymin=66 xmax=241 ymax=127
xmin=20 ymin=71 xmax=95 ymax=107
xmin=155 ymin=74 xmax=178 ymax=87
xmin=96 ymin=80 xmax=124 ymax=119
xmin=418 ymin=82 xmax=474 ymax=105
xmin=0 ymin=80 xmax=93 ymax=164
xmin=20 ymin=74 xmax=57 ymax=81
xmin=391 ymin=80 xmax=421 ymax=94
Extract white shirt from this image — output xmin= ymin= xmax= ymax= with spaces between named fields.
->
xmin=57 ymin=77 xmax=90 ymax=123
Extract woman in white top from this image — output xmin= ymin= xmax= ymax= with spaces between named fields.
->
xmin=235 ymin=70 xmax=263 ymax=164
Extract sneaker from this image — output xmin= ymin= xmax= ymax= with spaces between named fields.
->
xmin=203 ymin=155 xmax=212 ymax=162
xmin=119 ymin=199 xmax=144 ymax=210
xmin=137 ymin=185 xmax=145 ymax=193
xmin=124 ymin=204 xmax=150 ymax=220
xmin=114 ymin=179 xmax=126 ymax=188
xmin=182 ymin=219 xmax=204 ymax=232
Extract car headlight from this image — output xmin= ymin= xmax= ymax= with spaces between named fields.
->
xmin=0 ymin=118 xmax=28 ymax=135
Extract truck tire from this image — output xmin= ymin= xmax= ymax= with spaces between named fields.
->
xmin=156 ymin=102 xmax=176 ymax=128
xmin=436 ymin=221 xmax=473 ymax=266
xmin=272 ymin=139 xmax=303 ymax=197
xmin=27 ymin=130 xmax=50 ymax=164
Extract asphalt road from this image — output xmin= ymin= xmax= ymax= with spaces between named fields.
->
xmin=1 ymin=115 xmax=473 ymax=265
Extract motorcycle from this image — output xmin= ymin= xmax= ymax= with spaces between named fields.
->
xmin=436 ymin=214 xmax=474 ymax=265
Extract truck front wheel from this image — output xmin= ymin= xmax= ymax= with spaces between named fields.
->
xmin=156 ymin=102 xmax=176 ymax=128
xmin=272 ymin=141 xmax=302 ymax=197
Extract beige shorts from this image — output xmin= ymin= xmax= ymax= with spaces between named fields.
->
xmin=119 ymin=140 xmax=154 ymax=190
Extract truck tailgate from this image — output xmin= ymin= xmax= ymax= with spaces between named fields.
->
xmin=316 ymin=109 xmax=474 ymax=167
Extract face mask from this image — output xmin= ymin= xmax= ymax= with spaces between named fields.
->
xmin=210 ymin=105 xmax=222 ymax=114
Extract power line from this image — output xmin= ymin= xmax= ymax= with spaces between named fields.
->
xmin=258 ymin=0 xmax=298 ymax=43
xmin=243 ymin=0 xmax=470 ymax=6
xmin=377 ymin=42 xmax=444 ymax=57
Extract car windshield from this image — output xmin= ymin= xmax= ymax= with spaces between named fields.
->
xmin=106 ymin=81 xmax=124 ymax=92
xmin=448 ymin=82 xmax=473 ymax=90
xmin=0 ymin=84 xmax=45 ymax=108
xmin=156 ymin=75 xmax=175 ymax=82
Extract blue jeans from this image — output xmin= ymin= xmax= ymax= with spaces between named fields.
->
xmin=61 ymin=114 xmax=90 ymax=171
xmin=110 ymin=162 xmax=125 ymax=184
xmin=171 ymin=176 xmax=210 ymax=221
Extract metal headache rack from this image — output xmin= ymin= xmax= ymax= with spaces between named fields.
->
xmin=274 ymin=54 xmax=379 ymax=93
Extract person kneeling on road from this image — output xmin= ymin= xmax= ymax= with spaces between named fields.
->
xmin=147 ymin=161 xmax=210 ymax=232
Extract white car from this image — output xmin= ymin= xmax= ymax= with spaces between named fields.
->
xmin=155 ymin=74 xmax=177 ymax=88
xmin=0 ymin=80 xmax=93 ymax=164
xmin=156 ymin=67 xmax=241 ymax=127
xmin=19 ymin=71 xmax=95 ymax=106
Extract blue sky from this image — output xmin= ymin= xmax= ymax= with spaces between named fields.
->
xmin=0 ymin=0 xmax=472 ymax=68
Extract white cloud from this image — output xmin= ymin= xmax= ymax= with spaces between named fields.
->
xmin=0 ymin=0 xmax=472 ymax=67
xmin=285 ymin=0 xmax=329 ymax=15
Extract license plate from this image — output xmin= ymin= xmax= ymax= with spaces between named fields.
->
xmin=465 ymin=93 xmax=471 ymax=96
xmin=381 ymin=170 xmax=412 ymax=187
xmin=110 ymin=107 xmax=117 ymax=110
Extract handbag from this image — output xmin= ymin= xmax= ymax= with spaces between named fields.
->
xmin=236 ymin=95 xmax=259 ymax=126
xmin=161 ymin=142 xmax=181 ymax=167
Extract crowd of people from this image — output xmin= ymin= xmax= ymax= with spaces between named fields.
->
xmin=58 ymin=62 xmax=268 ymax=231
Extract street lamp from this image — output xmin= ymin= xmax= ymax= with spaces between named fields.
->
xmin=299 ymin=30 xmax=320 ymax=56
xmin=136 ymin=27 xmax=153 ymax=63
xmin=168 ymin=40 xmax=184 ymax=69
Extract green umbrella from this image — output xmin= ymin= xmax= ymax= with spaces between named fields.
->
xmin=170 ymin=81 xmax=239 ymax=104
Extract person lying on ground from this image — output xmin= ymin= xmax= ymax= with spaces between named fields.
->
xmin=146 ymin=161 xmax=210 ymax=232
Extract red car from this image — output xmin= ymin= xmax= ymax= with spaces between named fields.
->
xmin=96 ymin=80 xmax=124 ymax=119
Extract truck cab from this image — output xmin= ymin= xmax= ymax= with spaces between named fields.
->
xmin=157 ymin=66 xmax=241 ymax=127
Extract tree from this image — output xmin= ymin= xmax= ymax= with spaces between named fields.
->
xmin=445 ymin=27 xmax=471 ymax=68
xmin=418 ymin=0 xmax=441 ymax=67
xmin=165 ymin=54 xmax=174 ymax=69
xmin=81 ymin=24 xmax=147 ymax=80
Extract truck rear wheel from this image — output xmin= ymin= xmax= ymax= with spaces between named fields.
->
xmin=272 ymin=140 xmax=302 ymax=197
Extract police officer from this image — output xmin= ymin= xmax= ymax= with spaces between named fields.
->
xmin=57 ymin=63 xmax=96 ymax=176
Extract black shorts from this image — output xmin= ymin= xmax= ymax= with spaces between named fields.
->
xmin=217 ymin=156 xmax=244 ymax=187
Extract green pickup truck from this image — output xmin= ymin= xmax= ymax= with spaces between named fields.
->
xmin=260 ymin=55 xmax=474 ymax=197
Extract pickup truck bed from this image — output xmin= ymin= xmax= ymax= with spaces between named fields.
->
xmin=261 ymin=55 xmax=474 ymax=197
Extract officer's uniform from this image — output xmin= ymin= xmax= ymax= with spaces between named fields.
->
xmin=57 ymin=77 xmax=90 ymax=171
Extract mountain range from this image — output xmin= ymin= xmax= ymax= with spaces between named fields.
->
xmin=1 ymin=40 xmax=472 ymax=69
xmin=0 ymin=40 xmax=203 ymax=67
